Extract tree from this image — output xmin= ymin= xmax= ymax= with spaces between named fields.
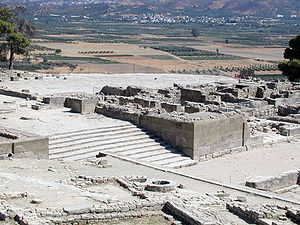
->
xmin=7 ymin=32 xmax=30 ymax=70
xmin=191 ymin=28 xmax=199 ymax=38
xmin=55 ymin=49 xmax=62 ymax=54
xmin=278 ymin=33 xmax=300 ymax=82
xmin=0 ymin=5 xmax=36 ymax=71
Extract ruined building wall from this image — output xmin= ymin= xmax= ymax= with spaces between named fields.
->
xmin=96 ymin=106 xmax=248 ymax=160
xmin=139 ymin=115 xmax=195 ymax=158
xmin=193 ymin=115 xmax=247 ymax=160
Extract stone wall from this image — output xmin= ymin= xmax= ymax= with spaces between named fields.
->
xmin=193 ymin=115 xmax=247 ymax=160
xmin=0 ymin=88 xmax=37 ymax=100
xmin=139 ymin=114 xmax=195 ymax=157
xmin=0 ymin=127 xmax=49 ymax=160
xmin=96 ymin=105 xmax=248 ymax=160
xmin=42 ymin=96 xmax=67 ymax=108
xmin=13 ymin=137 xmax=49 ymax=159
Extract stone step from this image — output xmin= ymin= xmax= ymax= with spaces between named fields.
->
xmin=130 ymin=148 xmax=180 ymax=159
xmin=50 ymin=124 xmax=135 ymax=140
xmin=49 ymin=129 xmax=148 ymax=149
xmin=49 ymin=126 xmax=144 ymax=145
xmin=163 ymin=159 xmax=197 ymax=168
xmin=141 ymin=152 xmax=182 ymax=162
xmin=52 ymin=144 xmax=164 ymax=161
xmin=49 ymin=132 xmax=155 ymax=152
xmin=155 ymin=156 xmax=193 ymax=165
xmin=52 ymin=149 xmax=103 ymax=161
xmin=103 ymin=142 xmax=169 ymax=154
xmin=49 ymin=137 xmax=162 ymax=157
xmin=117 ymin=145 xmax=173 ymax=156
xmin=49 ymin=127 xmax=145 ymax=145
xmin=49 ymin=124 xmax=197 ymax=169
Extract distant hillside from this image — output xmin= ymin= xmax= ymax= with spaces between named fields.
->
xmin=131 ymin=0 xmax=300 ymax=16
xmin=1 ymin=0 xmax=300 ymax=17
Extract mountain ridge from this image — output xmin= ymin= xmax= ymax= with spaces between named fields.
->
xmin=1 ymin=0 xmax=299 ymax=17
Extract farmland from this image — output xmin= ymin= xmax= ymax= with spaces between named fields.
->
xmin=2 ymin=13 xmax=296 ymax=77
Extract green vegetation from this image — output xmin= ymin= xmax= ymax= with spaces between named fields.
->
xmin=151 ymin=45 xmax=243 ymax=60
xmin=32 ymin=17 xmax=297 ymax=48
xmin=252 ymin=74 xmax=285 ymax=80
xmin=191 ymin=28 xmax=200 ymax=38
xmin=217 ymin=64 xmax=279 ymax=73
xmin=79 ymin=51 xmax=114 ymax=54
xmin=0 ymin=60 xmax=74 ymax=72
xmin=278 ymin=33 xmax=300 ymax=82
xmin=141 ymin=55 xmax=174 ymax=60
xmin=0 ymin=7 xmax=33 ymax=70
xmin=34 ymin=54 xmax=118 ymax=64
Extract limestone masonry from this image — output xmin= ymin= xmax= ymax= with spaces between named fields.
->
xmin=0 ymin=69 xmax=299 ymax=225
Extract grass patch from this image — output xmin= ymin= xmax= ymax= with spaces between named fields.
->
xmin=141 ymin=55 xmax=175 ymax=60
xmin=36 ymin=54 xmax=118 ymax=64
xmin=0 ymin=61 xmax=74 ymax=72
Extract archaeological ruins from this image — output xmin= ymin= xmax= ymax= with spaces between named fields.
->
xmin=0 ymin=69 xmax=299 ymax=224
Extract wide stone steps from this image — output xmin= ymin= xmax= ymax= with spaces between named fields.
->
xmin=49 ymin=137 xmax=161 ymax=159
xmin=49 ymin=133 xmax=156 ymax=153
xmin=49 ymin=130 xmax=150 ymax=151
xmin=49 ymin=124 xmax=197 ymax=169
xmin=113 ymin=145 xmax=173 ymax=156
xmin=49 ymin=125 xmax=141 ymax=145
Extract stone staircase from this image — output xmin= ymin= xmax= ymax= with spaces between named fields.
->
xmin=49 ymin=124 xmax=197 ymax=169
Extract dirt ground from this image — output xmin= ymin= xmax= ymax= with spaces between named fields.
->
xmin=0 ymin=73 xmax=237 ymax=95
xmin=178 ymin=140 xmax=300 ymax=186
xmin=35 ymin=41 xmax=281 ymax=74
xmin=189 ymin=43 xmax=285 ymax=61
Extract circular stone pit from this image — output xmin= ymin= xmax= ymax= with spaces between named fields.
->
xmin=145 ymin=179 xmax=176 ymax=192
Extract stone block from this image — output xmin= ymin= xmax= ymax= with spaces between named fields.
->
xmin=68 ymin=98 xmax=97 ymax=114
xmin=10 ymin=76 xmax=19 ymax=81
xmin=13 ymin=137 xmax=49 ymax=159
xmin=43 ymin=96 xmax=66 ymax=108
xmin=63 ymin=204 xmax=90 ymax=215
xmin=0 ymin=143 xmax=12 ymax=155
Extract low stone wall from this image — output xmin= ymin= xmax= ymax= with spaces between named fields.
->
xmin=0 ymin=87 xmax=37 ymax=100
xmin=163 ymin=201 xmax=202 ymax=225
xmin=96 ymin=105 xmax=140 ymax=124
xmin=13 ymin=137 xmax=49 ymax=159
xmin=101 ymin=86 xmax=143 ymax=97
xmin=245 ymin=170 xmax=300 ymax=191
xmin=272 ymin=92 xmax=300 ymax=106
xmin=180 ymin=88 xmax=206 ymax=103
xmin=0 ymin=127 xmax=49 ymax=160
xmin=226 ymin=202 xmax=292 ymax=225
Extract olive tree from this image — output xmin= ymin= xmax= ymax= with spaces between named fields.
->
xmin=0 ymin=5 xmax=36 ymax=70
xmin=278 ymin=33 xmax=300 ymax=82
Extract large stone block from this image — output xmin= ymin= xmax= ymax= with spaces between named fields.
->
xmin=43 ymin=96 xmax=66 ymax=108
xmin=67 ymin=98 xmax=97 ymax=114
xmin=13 ymin=137 xmax=49 ymax=159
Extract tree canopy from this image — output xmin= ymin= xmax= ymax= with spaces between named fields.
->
xmin=278 ymin=33 xmax=300 ymax=82
xmin=191 ymin=28 xmax=200 ymax=38
xmin=0 ymin=5 xmax=36 ymax=70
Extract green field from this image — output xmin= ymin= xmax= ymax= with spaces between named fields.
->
xmin=141 ymin=55 xmax=175 ymax=60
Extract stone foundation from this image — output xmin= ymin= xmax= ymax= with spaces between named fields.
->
xmin=245 ymin=170 xmax=300 ymax=191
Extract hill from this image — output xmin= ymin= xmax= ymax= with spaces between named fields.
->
xmin=1 ymin=0 xmax=299 ymax=17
